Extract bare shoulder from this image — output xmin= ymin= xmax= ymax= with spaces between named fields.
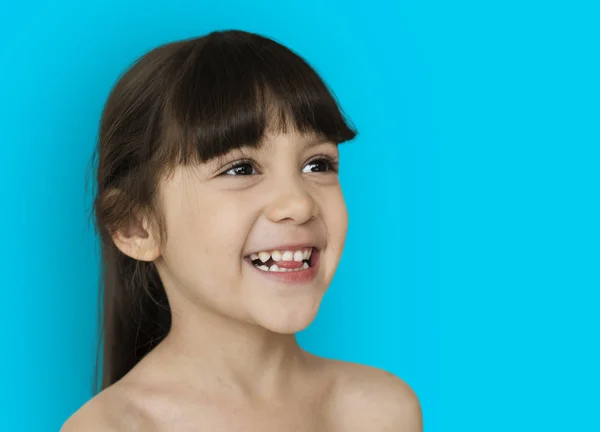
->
xmin=324 ymin=359 xmax=423 ymax=432
xmin=60 ymin=381 xmax=155 ymax=432
xmin=60 ymin=391 xmax=117 ymax=432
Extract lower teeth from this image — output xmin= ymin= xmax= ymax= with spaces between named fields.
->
xmin=255 ymin=262 xmax=310 ymax=272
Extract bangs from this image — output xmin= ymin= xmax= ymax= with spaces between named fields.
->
xmin=160 ymin=30 xmax=357 ymax=165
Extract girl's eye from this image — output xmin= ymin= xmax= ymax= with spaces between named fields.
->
xmin=302 ymin=158 xmax=337 ymax=173
xmin=224 ymin=162 xmax=256 ymax=176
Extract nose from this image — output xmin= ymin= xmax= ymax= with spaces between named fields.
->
xmin=264 ymin=176 xmax=318 ymax=225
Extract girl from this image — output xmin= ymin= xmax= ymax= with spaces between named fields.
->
xmin=62 ymin=30 xmax=422 ymax=431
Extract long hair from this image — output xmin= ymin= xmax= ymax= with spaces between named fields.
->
xmin=91 ymin=30 xmax=357 ymax=394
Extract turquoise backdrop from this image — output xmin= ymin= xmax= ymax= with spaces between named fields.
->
xmin=1 ymin=0 xmax=598 ymax=430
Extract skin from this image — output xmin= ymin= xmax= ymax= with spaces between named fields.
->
xmin=61 ymin=130 xmax=423 ymax=431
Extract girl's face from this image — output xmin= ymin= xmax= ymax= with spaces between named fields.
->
xmin=154 ymin=130 xmax=348 ymax=333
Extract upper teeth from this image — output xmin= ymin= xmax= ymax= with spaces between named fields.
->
xmin=250 ymin=248 xmax=313 ymax=263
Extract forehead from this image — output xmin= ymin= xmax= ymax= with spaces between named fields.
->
xmin=217 ymin=133 xmax=336 ymax=166
xmin=256 ymin=130 xmax=334 ymax=152
xmin=164 ymin=131 xmax=337 ymax=179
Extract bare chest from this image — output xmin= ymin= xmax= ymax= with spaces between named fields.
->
xmin=131 ymin=393 xmax=335 ymax=432
xmin=149 ymin=410 xmax=328 ymax=432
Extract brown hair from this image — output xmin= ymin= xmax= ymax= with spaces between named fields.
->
xmin=90 ymin=29 xmax=357 ymax=394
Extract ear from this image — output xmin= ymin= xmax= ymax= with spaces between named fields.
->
xmin=112 ymin=214 xmax=161 ymax=262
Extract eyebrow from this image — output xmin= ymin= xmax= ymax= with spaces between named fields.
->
xmin=303 ymin=136 xmax=336 ymax=148
xmin=208 ymin=135 xmax=336 ymax=168
xmin=257 ymin=135 xmax=335 ymax=152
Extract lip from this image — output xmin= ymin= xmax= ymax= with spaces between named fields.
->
xmin=245 ymin=248 xmax=321 ymax=284
xmin=244 ymin=244 xmax=320 ymax=257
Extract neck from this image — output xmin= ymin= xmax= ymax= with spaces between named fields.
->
xmin=148 ymin=302 xmax=310 ymax=399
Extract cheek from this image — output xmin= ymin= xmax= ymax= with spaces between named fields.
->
xmin=160 ymin=206 xmax=213 ymax=281
xmin=160 ymin=192 xmax=252 ymax=283
xmin=323 ymin=188 xmax=348 ymax=246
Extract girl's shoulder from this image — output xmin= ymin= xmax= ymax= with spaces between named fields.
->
xmin=60 ymin=380 xmax=153 ymax=432
xmin=318 ymin=357 xmax=423 ymax=431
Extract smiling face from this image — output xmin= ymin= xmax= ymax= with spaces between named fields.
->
xmin=151 ymin=130 xmax=348 ymax=334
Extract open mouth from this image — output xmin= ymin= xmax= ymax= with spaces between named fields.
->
xmin=245 ymin=247 xmax=316 ymax=273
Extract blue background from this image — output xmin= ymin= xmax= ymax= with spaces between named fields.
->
xmin=1 ymin=0 xmax=598 ymax=430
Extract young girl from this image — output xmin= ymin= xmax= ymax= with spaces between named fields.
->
xmin=62 ymin=30 xmax=422 ymax=431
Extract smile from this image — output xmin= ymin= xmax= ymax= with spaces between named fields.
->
xmin=247 ymin=247 xmax=314 ymax=272
xmin=244 ymin=246 xmax=320 ymax=284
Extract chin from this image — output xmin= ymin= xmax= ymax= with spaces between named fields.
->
xmin=254 ymin=302 xmax=322 ymax=334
